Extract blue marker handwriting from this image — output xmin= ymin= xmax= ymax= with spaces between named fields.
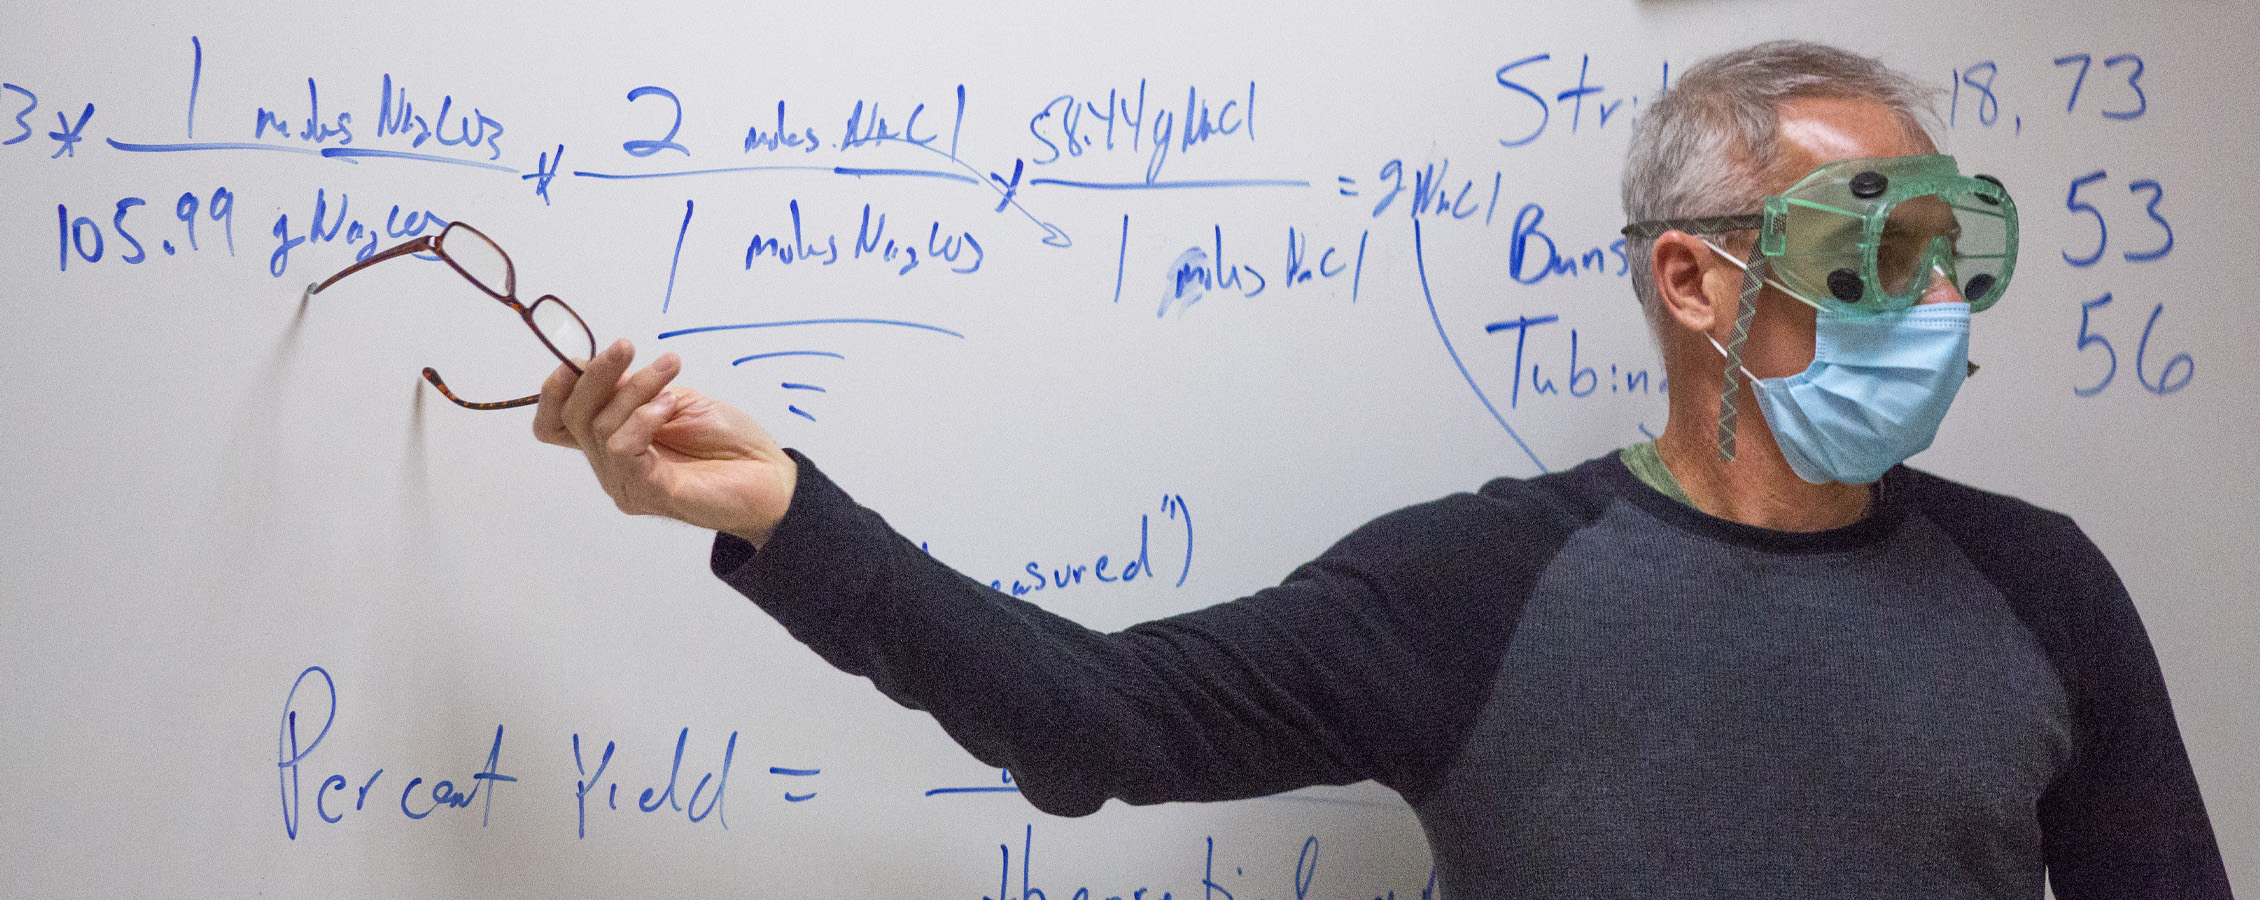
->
xmin=981 ymin=824 xmax=1437 ymax=900
xmin=276 ymin=666 xmax=517 ymax=840
xmin=840 ymin=87 xmax=966 ymax=156
xmin=1156 ymin=225 xmax=1368 ymax=316
xmin=981 ymin=494 xmax=1192 ymax=598
xmin=370 ymin=73 xmax=507 ymax=160
xmin=3 ymin=82 xmax=40 ymax=148
xmin=2060 ymin=171 xmax=2174 ymax=269
xmin=266 ymin=188 xmax=447 ymax=278
xmin=572 ymin=728 xmax=744 ymax=838
xmin=1483 ymin=316 xmax=1665 ymax=409
xmin=1494 ymin=53 xmax=1666 ymax=147
xmin=254 ymin=77 xmax=351 ymax=146
xmin=744 ymin=100 xmax=824 ymax=154
xmin=1345 ymin=163 xmax=1632 ymax=287
xmin=242 ymin=72 xmax=507 ymax=161
xmin=2071 ymin=293 xmax=2194 ymax=398
xmin=927 ymin=767 xmax=1021 ymax=797
xmin=739 ymin=199 xmax=983 ymax=275
xmin=1359 ymin=159 xmax=1505 ymax=224
xmin=1501 ymin=204 xmax=1628 ymax=285
xmin=1948 ymin=52 xmax=2151 ymax=134
xmin=49 ymin=101 xmax=95 ymax=158
xmin=271 ymin=667 xmax=850 ymax=841
xmin=54 ymin=186 xmax=236 ymax=271
xmin=92 ymin=38 xmax=510 ymax=166
xmin=1027 ymin=80 xmax=1257 ymax=183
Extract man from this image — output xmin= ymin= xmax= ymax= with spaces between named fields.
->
xmin=535 ymin=41 xmax=2230 ymax=899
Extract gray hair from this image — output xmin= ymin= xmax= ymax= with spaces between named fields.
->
xmin=1621 ymin=41 xmax=1940 ymax=328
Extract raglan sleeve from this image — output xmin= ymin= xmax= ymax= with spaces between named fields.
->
xmin=2034 ymin=526 xmax=2234 ymax=899
xmin=709 ymin=451 xmax=1520 ymax=817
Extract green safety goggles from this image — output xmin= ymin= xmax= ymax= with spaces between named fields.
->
xmin=1626 ymin=153 xmax=2018 ymax=315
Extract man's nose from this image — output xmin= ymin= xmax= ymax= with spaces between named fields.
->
xmin=1918 ymin=264 xmax=1965 ymax=305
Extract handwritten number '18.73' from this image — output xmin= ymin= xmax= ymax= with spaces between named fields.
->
xmin=1952 ymin=53 xmax=2146 ymax=127
xmin=2075 ymin=294 xmax=2193 ymax=397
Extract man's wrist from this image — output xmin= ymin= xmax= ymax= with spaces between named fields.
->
xmin=724 ymin=452 xmax=799 ymax=549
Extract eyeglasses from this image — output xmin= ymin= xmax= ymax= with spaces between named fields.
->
xmin=303 ymin=222 xmax=596 ymax=409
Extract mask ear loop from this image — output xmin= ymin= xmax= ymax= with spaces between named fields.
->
xmin=1699 ymin=238 xmax=1769 ymax=462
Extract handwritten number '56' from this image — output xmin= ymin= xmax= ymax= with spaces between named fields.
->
xmin=2075 ymin=293 xmax=2193 ymax=397
xmin=2063 ymin=172 xmax=2172 ymax=267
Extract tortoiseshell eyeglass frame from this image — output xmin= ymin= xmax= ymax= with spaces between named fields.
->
xmin=302 ymin=222 xmax=595 ymax=409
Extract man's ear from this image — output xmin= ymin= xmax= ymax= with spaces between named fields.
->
xmin=1650 ymin=231 xmax=1725 ymax=334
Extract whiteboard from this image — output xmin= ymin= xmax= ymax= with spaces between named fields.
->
xmin=3 ymin=1 xmax=2253 ymax=896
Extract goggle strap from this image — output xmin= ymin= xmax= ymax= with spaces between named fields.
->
xmin=1704 ymin=334 xmax=1761 ymax=385
xmin=1717 ymin=252 xmax=1767 ymax=462
xmin=1620 ymin=213 xmax=1765 ymax=239
xmin=1696 ymin=238 xmax=1815 ymax=311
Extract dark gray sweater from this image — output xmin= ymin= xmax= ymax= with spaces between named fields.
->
xmin=713 ymin=451 xmax=2231 ymax=899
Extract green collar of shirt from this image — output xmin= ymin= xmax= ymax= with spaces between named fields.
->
xmin=1618 ymin=440 xmax=1694 ymax=508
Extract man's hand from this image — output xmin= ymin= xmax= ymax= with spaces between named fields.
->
xmin=534 ymin=338 xmax=798 ymax=548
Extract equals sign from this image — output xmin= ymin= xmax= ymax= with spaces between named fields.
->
xmin=771 ymin=766 xmax=820 ymax=802
xmin=1337 ymin=176 xmax=1358 ymax=197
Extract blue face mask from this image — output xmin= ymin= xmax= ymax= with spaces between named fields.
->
xmin=1714 ymin=303 xmax=1971 ymax=485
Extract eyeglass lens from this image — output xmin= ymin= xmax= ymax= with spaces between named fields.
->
xmin=435 ymin=224 xmax=515 ymax=300
xmin=528 ymin=296 xmax=597 ymax=366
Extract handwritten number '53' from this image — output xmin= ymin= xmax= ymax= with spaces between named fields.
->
xmin=2063 ymin=172 xmax=2172 ymax=267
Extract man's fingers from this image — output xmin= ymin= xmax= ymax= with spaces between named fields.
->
xmin=591 ymin=352 xmax=683 ymax=448
xmin=561 ymin=338 xmax=636 ymax=446
xmin=532 ymin=361 xmax=581 ymax=448
xmin=607 ymin=387 xmax=679 ymax=464
xmin=596 ymin=391 xmax=677 ymax=516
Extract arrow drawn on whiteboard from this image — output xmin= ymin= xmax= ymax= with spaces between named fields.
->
xmin=842 ymin=136 xmax=1071 ymax=247
xmin=1413 ymin=220 xmax=1548 ymax=473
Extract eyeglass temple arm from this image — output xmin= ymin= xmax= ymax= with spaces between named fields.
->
xmin=420 ymin=367 xmax=541 ymax=410
xmin=420 ymin=297 xmax=590 ymax=410
xmin=303 ymin=235 xmax=439 ymax=297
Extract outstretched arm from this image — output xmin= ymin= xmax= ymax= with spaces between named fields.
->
xmin=533 ymin=338 xmax=798 ymax=547
xmin=532 ymin=339 xmax=1508 ymax=816
xmin=714 ymin=455 xmax=1506 ymax=816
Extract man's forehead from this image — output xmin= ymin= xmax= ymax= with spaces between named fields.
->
xmin=1768 ymin=96 xmax=1935 ymax=187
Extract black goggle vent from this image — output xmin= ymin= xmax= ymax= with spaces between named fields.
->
xmin=1828 ymin=268 xmax=1865 ymax=302
xmin=1973 ymin=174 xmax=2004 ymax=205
